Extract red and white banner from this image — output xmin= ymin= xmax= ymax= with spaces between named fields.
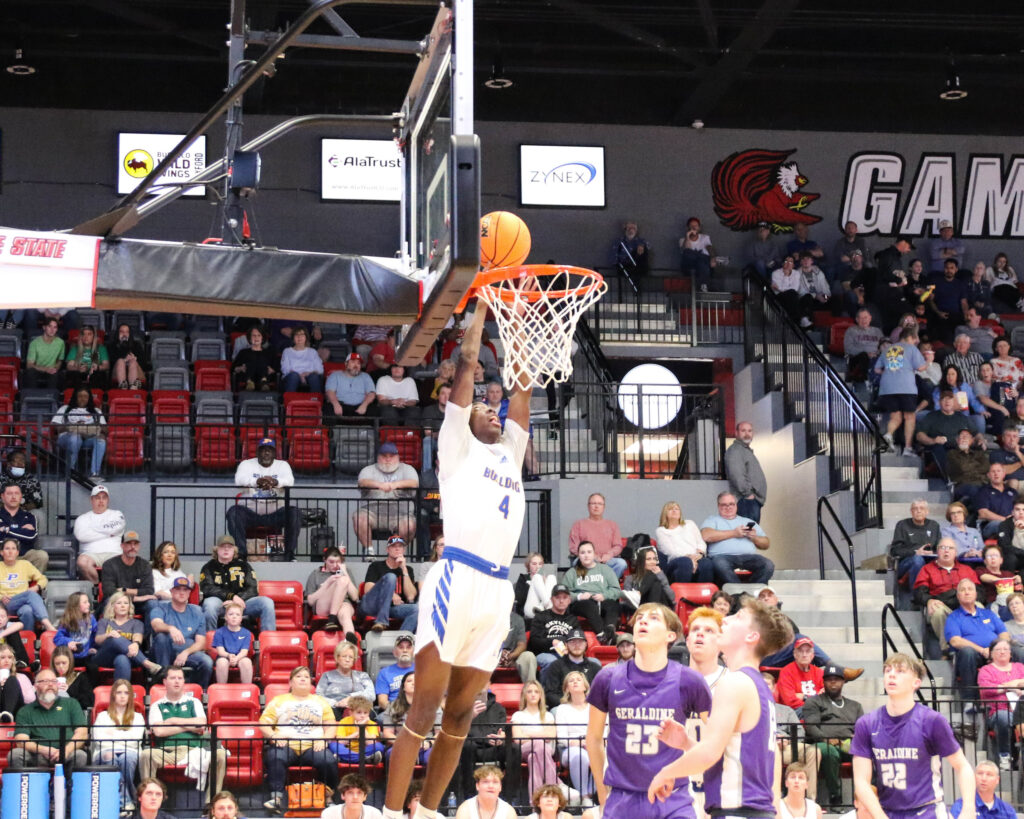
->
xmin=0 ymin=228 xmax=99 ymax=308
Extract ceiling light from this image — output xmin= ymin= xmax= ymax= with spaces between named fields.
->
xmin=939 ymin=62 xmax=967 ymax=101
xmin=6 ymin=48 xmax=35 ymax=76
xmin=484 ymin=56 xmax=512 ymax=90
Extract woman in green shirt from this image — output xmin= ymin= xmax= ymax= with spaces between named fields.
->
xmin=65 ymin=325 xmax=110 ymax=389
xmin=561 ymin=540 xmax=623 ymax=644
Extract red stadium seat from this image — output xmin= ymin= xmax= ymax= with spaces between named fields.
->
xmin=92 ymin=684 xmax=147 ymax=717
xmin=379 ymin=426 xmax=421 ymax=467
xmin=258 ymin=581 xmax=305 ymax=631
xmin=207 ymin=683 xmax=261 ymax=724
xmin=588 ymin=644 xmax=620 ymax=666
xmin=257 ymin=630 xmax=309 ymax=686
xmin=828 ymin=319 xmax=855 ymax=356
xmin=153 ymin=396 xmax=190 ymax=422
xmin=107 ymin=395 xmax=147 ymax=471
xmin=218 ymin=724 xmax=264 ymax=787
xmin=490 ymin=682 xmax=523 ymax=720
xmin=61 ymin=388 xmax=104 ymax=408
xmin=106 ymin=388 xmax=147 ymax=406
xmin=193 ymin=359 xmax=231 ymax=374
xmin=286 ymin=426 xmax=330 ymax=472
xmin=283 ymin=392 xmax=324 ymax=411
xmin=0 ymin=725 xmax=18 ymax=770
xmin=0 ymin=395 xmax=13 ymax=435
xmin=0 ymin=360 xmax=19 ymax=393
xmin=263 ymin=683 xmax=291 ymax=702
xmin=17 ymin=630 xmax=35 ymax=666
xmin=38 ymin=630 xmax=55 ymax=668
xmin=285 ymin=400 xmax=322 ymax=428
xmin=196 ymin=424 xmax=237 ymax=470
xmin=150 ymin=389 xmax=191 ymax=405
xmin=195 ymin=367 xmax=231 ymax=393
xmin=672 ymin=582 xmax=720 ymax=634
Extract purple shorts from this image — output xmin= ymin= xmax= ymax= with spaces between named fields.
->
xmin=605 ymin=787 xmax=696 ymax=819
xmin=886 ymin=804 xmax=948 ymax=819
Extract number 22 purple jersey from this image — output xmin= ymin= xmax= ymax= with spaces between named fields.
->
xmin=850 ymin=703 xmax=960 ymax=812
xmin=588 ymin=660 xmax=712 ymax=797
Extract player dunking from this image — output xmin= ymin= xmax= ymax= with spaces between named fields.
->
xmin=381 ymin=307 xmax=531 ymax=819
xmin=851 ymin=653 xmax=975 ymax=819
xmin=647 ymin=598 xmax=793 ymax=819
xmin=586 ymin=603 xmax=711 ymax=819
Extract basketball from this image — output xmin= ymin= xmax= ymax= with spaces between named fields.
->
xmin=480 ymin=211 xmax=531 ymax=270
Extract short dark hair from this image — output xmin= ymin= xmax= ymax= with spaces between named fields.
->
xmin=339 ymin=773 xmax=371 ymax=797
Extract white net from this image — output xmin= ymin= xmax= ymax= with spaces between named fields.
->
xmin=473 ymin=265 xmax=607 ymax=391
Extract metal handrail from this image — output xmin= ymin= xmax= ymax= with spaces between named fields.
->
xmin=743 ymin=271 xmax=884 ymax=530
xmin=816 ymin=495 xmax=860 ymax=643
xmin=881 ymin=602 xmax=938 ymax=708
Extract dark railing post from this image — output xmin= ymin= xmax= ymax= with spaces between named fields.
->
xmin=817 ymin=495 xmax=860 ymax=643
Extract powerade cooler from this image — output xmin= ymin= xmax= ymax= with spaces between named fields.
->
xmin=1 ymin=768 xmax=50 ymax=819
xmin=69 ymin=767 xmax=120 ymax=819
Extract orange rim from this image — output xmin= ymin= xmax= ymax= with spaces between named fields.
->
xmin=472 ymin=264 xmax=604 ymax=303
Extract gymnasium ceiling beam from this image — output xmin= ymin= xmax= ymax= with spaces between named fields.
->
xmin=672 ymin=0 xmax=800 ymax=126
xmin=695 ymin=0 xmax=719 ymax=51
xmin=81 ymin=0 xmax=223 ymax=54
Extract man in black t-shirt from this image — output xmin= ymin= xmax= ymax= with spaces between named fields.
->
xmin=527 ymin=584 xmax=581 ymax=676
xmin=359 ymin=534 xmax=418 ymax=632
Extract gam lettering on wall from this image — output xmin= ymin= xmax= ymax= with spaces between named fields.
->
xmin=840 ymin=152 xmax=1024 ymax=239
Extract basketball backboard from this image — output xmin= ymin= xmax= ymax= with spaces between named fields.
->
xmin=394 ymin=0 xmax=480 ymax=366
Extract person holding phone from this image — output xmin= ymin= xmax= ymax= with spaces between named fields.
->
xmin=699 ymin=491 xmax=773 ymax=585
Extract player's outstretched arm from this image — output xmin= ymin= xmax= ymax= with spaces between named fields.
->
xmin=647 ymin=674 xmax=748 ymax=803
xmin=948 ymin=749 xmax=976 ymax=819
xmin=585 ymin=705 xmax=610 ymax=807
xmin=852 ymin=757 xmax=887 ymax=819
xmin=450 ymin=308 xmax=487 ymax=409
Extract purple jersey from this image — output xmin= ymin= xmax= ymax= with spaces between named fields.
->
xmin=703 ymin=667 xmax=777 ymax=815
xmin=588 ymin=660 xmax=711 ymax=797
xmin=850 ymin=703 xmax=960 ymax=813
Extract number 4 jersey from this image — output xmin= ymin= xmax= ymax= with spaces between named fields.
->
xmin=850 ymin=703 xmax=961 ymax=812
xmin=588 ymin=660 xmax=712 ymax=798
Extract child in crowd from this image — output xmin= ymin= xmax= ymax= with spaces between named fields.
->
xmin=330 ymin=695 xmax=385 ymax=763
xmin=0 ymin=606 xmax=30 ymax=669
xmin=53 ymin=591 xmax=97 ymax=663
xmin=211 ymin=601 xmax=254 ymax=684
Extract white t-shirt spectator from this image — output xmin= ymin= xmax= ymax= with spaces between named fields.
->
xmin=375 ymin=375 xmax=419 ymax=404
xmin=234 ymin=457 xmax=295 ymax=514
xmin=73 ymin=508 xmax=126 ymax=557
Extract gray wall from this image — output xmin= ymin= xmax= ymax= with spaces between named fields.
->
xmin=2 ymin=107 xmax=1024 ymax=271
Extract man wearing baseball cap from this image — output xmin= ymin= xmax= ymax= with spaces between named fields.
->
xmin=74 ymin=484 xmax=127 ymax=583
xmin=351 ymin=445 xmax=419 ymax=554
xmin=359 ymin=534 xmax=418 ymax=635
xmin=225 ymin=436 xmax=300 ymax=561
xmin=326 ymin=352 xmax=377 ymax=418
xmin=542 ymin=627 xmax=600 ymax=709
xmin=374 ymin=630 xmax=416 ymax=709
xmin=776 ymin=636 xmax=824 ymax=715
xmin=526 ymin=584 xmax=583 ymax=675
xmin=803 ymin=664 xmax=864 ymax=807
xmin=99 ymin=530 xmax=156 ymax=618
xmin=150 ymin=575 xmax=213 ymax=687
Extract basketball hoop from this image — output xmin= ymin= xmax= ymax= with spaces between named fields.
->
xmin=469 ymin=263 xmax=607 ymax=390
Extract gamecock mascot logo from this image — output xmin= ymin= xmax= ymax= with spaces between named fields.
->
xmin=711 ymin=148 xmax=821 ymax=233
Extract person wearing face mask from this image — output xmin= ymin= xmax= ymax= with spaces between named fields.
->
xmin=225 ymin=438 xmax=300 ymax=562
xmin=0 ymin=449 xmax=42 ymax=511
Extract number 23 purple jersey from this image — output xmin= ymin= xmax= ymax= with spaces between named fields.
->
xmin=589 ymin=660 xmax=712 ymax=796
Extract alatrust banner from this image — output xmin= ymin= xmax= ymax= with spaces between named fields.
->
xmin=0 ymin=227 xmax=99 ymax=308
